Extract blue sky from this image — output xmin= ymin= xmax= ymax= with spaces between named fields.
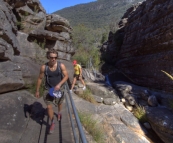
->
xmin=40 ymin=0 xmax=96 ymax=14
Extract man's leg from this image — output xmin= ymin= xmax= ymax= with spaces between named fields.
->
xmin=57 ymin=103 xmax=62 ymax=121
xmin=47 ymin=104 xmax=54 ymax=121
xmin=56 ymin=94 xmax=64 ymax=121
xmin=47 ymin=104 xmax=55 ymax=134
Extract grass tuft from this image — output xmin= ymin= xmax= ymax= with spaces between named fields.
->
xmin=78 ymin=112 xmax=105 ymax=143
xmin=78 ymin=88 xmax=96 ymax=104
xmin=133 ymin=105 xmax=147 ymax=123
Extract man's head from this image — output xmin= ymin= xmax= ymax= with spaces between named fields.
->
xmin=46 ymin=48 xmax=58 ymax=64
xmin=73 ymin=60 xmax=77 ymax=65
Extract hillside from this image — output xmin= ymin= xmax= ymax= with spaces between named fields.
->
xmin=54 ymin=0 xmax=143 ymax=29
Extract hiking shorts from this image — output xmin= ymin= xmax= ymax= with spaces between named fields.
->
xmin=43 ymin=89 xmax=65 ymax=106
xmin=73 ymin=74 xmax=82 ymax=80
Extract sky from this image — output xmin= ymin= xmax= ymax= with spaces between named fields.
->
xmin=40 ymin=0 xmax=96 ymax=14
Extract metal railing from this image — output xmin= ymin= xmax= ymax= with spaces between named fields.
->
xmin=64 ymin=82 xmax=87 ymax=143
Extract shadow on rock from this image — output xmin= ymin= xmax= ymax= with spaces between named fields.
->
xmin=24 ymin=102 xmax=46 ymax=125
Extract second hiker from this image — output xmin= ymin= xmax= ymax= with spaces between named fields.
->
xmin=70 ymin=60 xmax=86 ymax=92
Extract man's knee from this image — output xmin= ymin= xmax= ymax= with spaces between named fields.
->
xmin=47 ymin=105 xmax=53 ymax=110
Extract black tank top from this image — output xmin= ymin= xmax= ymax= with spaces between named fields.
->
xmin=45 ymin=62 xmax=62 ymax=89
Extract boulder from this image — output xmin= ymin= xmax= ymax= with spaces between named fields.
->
xmin=146 ymin=107 xmax=173 ymax=143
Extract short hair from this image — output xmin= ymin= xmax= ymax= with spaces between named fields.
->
xmin=46 ymin=48 xmax=58 ymax=59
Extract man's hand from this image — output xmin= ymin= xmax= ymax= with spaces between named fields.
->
xmin=35 ymin=91 xmax=40 ymax=98
xmin=55 ymin=84 xmax=61 ymax=91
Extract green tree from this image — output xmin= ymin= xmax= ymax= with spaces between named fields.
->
xmin=72 ymin=24 xmax=106 ymax=69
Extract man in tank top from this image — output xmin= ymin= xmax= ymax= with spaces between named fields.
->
xmin=35 ymin=48 xmax=68 ymax=134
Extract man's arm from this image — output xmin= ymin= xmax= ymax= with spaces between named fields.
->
xmin=35 ymin=65 xmax=45 ymax=98
xmin=54 ymin=63 xmax=68 ymax=90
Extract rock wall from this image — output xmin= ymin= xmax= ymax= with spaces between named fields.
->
xmin=102 ymin=0 xmax=173 ymax=93
xmin=0 ymin=1 xmax=74 ymax=142
xmin=0 ymin=0 xmax=75 ymax=94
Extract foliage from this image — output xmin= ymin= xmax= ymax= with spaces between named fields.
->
xmin=16 ymin=11 xmax=29 ymax=30
xmin=71 ymin=24 xmax=107 ymax=69
xmin=78 ymin=88 xmax=96 ymax=104
xmin=55 ymin=0 xmax=142 ymax=29
xmin=133 ymin=105 xmax=147 ymax=123
xmin=78 ymin=112 xmax=105 ymax=143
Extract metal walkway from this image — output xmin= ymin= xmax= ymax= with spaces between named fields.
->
xmin=37 ymin=83 xmax=87 ymax=143
xmin=38 ymin=101 xmax=74 ymax=143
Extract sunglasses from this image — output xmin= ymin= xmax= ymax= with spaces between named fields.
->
xmin=49 ymin=56 xmax=57 ymax=59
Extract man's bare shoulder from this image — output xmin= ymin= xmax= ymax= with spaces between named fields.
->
xmin=60 ymin=63 xmax=66 ymax=69
xmin=40 ymin=64 xmax=46 ymax=72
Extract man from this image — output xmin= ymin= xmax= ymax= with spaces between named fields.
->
xmin=70 ymin=60 xmax=86 ymax=92
xmin=35 ymin=48 xmax=68 ymax=134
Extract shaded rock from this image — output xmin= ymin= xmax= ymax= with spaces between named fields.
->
xmin=0 ymin=90 xmax=42 ymax=143
xmin=139 ymin=91 xmax=149 ymax=101
xmin=114 ymin=0 xmax=173 ymax=93
xmin=143 ymin=122 xmax=151 ymax=130
xmin=0 ymin=1 xmax=19 ymax=50
xmin=146 ymin=107 xmax=173 ymax=143
xmin=114 ymin=81 xmax=136 ymax=105
xmin=0 ymin=38 xmax=14 ymax=61
xmin=148 ymin=95 xmax=158 ymax=107
xmin=29 ymin=29 xmax=66 ymax=41
xmin=17 ymin=31 xmax=46 ymax=58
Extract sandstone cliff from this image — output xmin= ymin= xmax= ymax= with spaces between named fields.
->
xmin=100 ymin=0 xmax=173 ymax=143
xmin=101 ymin=0 xmax=173 ymax=93
xmin=0 ymin=0 xmax=74 ymax=142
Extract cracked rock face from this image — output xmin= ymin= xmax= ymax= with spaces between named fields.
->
xmin=102 ymin=0 xmax=173 ymax=93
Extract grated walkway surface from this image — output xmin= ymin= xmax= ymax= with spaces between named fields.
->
xmin=38 ymin=98 xmax=74 ymax=143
